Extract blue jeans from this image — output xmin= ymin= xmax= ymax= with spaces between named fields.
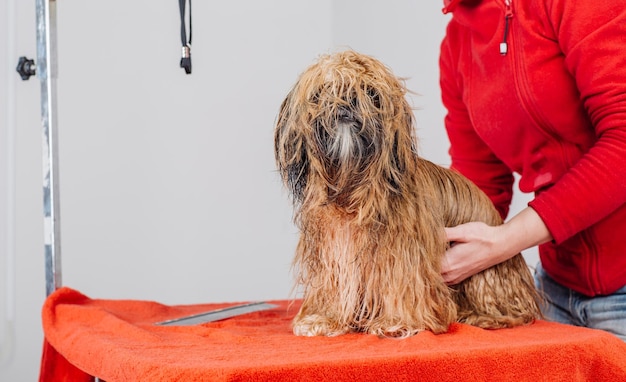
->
xmin=534 ymin=263 xmax=626 ymax=341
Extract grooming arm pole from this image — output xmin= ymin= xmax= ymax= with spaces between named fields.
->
xmin=36 ymin=0 xmax=62 ymax=296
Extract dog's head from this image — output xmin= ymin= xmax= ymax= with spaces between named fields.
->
xmin=274 ymin=51 xmax=418 ymax=214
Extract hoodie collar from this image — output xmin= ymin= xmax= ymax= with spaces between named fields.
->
xmin=442 ymin=0 xmax=463 ymax=14
xmin=442 ymin=0 xmax=484 ymax=14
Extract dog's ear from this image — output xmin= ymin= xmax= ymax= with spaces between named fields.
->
xmin=369 ymin=83 xmax=418 ymax=195
xmin=274 ymin=90 xmax=309 ymax=203
xmin=392 ymin=109 xmax=417 ymax=172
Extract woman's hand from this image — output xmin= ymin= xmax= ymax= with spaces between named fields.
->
xmin=441 ymin=222 xmax=509 ymax=285
xmin=441 ymin=207 xmax=553 ymax=285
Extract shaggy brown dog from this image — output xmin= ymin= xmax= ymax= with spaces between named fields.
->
xmin=274 ymin=50 xmax=541 ymax=338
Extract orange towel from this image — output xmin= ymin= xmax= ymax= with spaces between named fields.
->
xmin=40 ymin=287 xmax=626 ymax=381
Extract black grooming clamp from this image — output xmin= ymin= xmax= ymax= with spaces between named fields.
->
xmin=179 ymin=0 xmax=192 ymax=74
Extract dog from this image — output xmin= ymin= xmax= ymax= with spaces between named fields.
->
xmin=274 ymin=50 xmax=541 ymax=338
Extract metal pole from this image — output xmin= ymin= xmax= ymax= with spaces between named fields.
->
xmin=36 ymin=0 xmax=62 ymax=296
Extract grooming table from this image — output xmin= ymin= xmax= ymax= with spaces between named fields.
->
xmin=39 ymin=287 xmax=626 ymax=382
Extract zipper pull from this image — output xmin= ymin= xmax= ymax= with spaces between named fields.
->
xmin=500 ymin=0 xmax=513 ymax=55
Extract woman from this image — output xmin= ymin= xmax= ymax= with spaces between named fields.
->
xmin=438 ymin=0 xmax=626 ymax=340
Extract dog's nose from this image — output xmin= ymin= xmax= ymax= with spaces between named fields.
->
xmin=337 ymin=108 xmax=355 ymax=123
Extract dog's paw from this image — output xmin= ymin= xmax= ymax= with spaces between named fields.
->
xmin=460 ymin=312 xmax=536 ymax=329
xmin=293 ymin=314 xmax=348 ymax=337
xmin=368 ymin=323 xmax=424 ymax=338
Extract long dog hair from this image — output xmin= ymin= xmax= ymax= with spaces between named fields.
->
xmin=274 ymin=50 xmax=541 ymax=337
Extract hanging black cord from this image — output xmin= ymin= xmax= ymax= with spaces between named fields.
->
xmin=179 ymin=0 xmax=192 ymax=74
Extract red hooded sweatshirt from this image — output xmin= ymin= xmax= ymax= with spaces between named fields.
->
xmin=439 ymin=0 xmax=626 ymax=296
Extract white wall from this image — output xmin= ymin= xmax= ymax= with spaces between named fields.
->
xmin=0 ymin=1 xmax=536 ymax=380
xmin=54 ymin=0 xmax=333 ymax=305
xmin=2 ymin=0 xmax=46 ymax=378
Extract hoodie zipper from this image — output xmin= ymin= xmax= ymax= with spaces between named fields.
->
xmin=500 ymin=0 xmax=513 ymax=55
